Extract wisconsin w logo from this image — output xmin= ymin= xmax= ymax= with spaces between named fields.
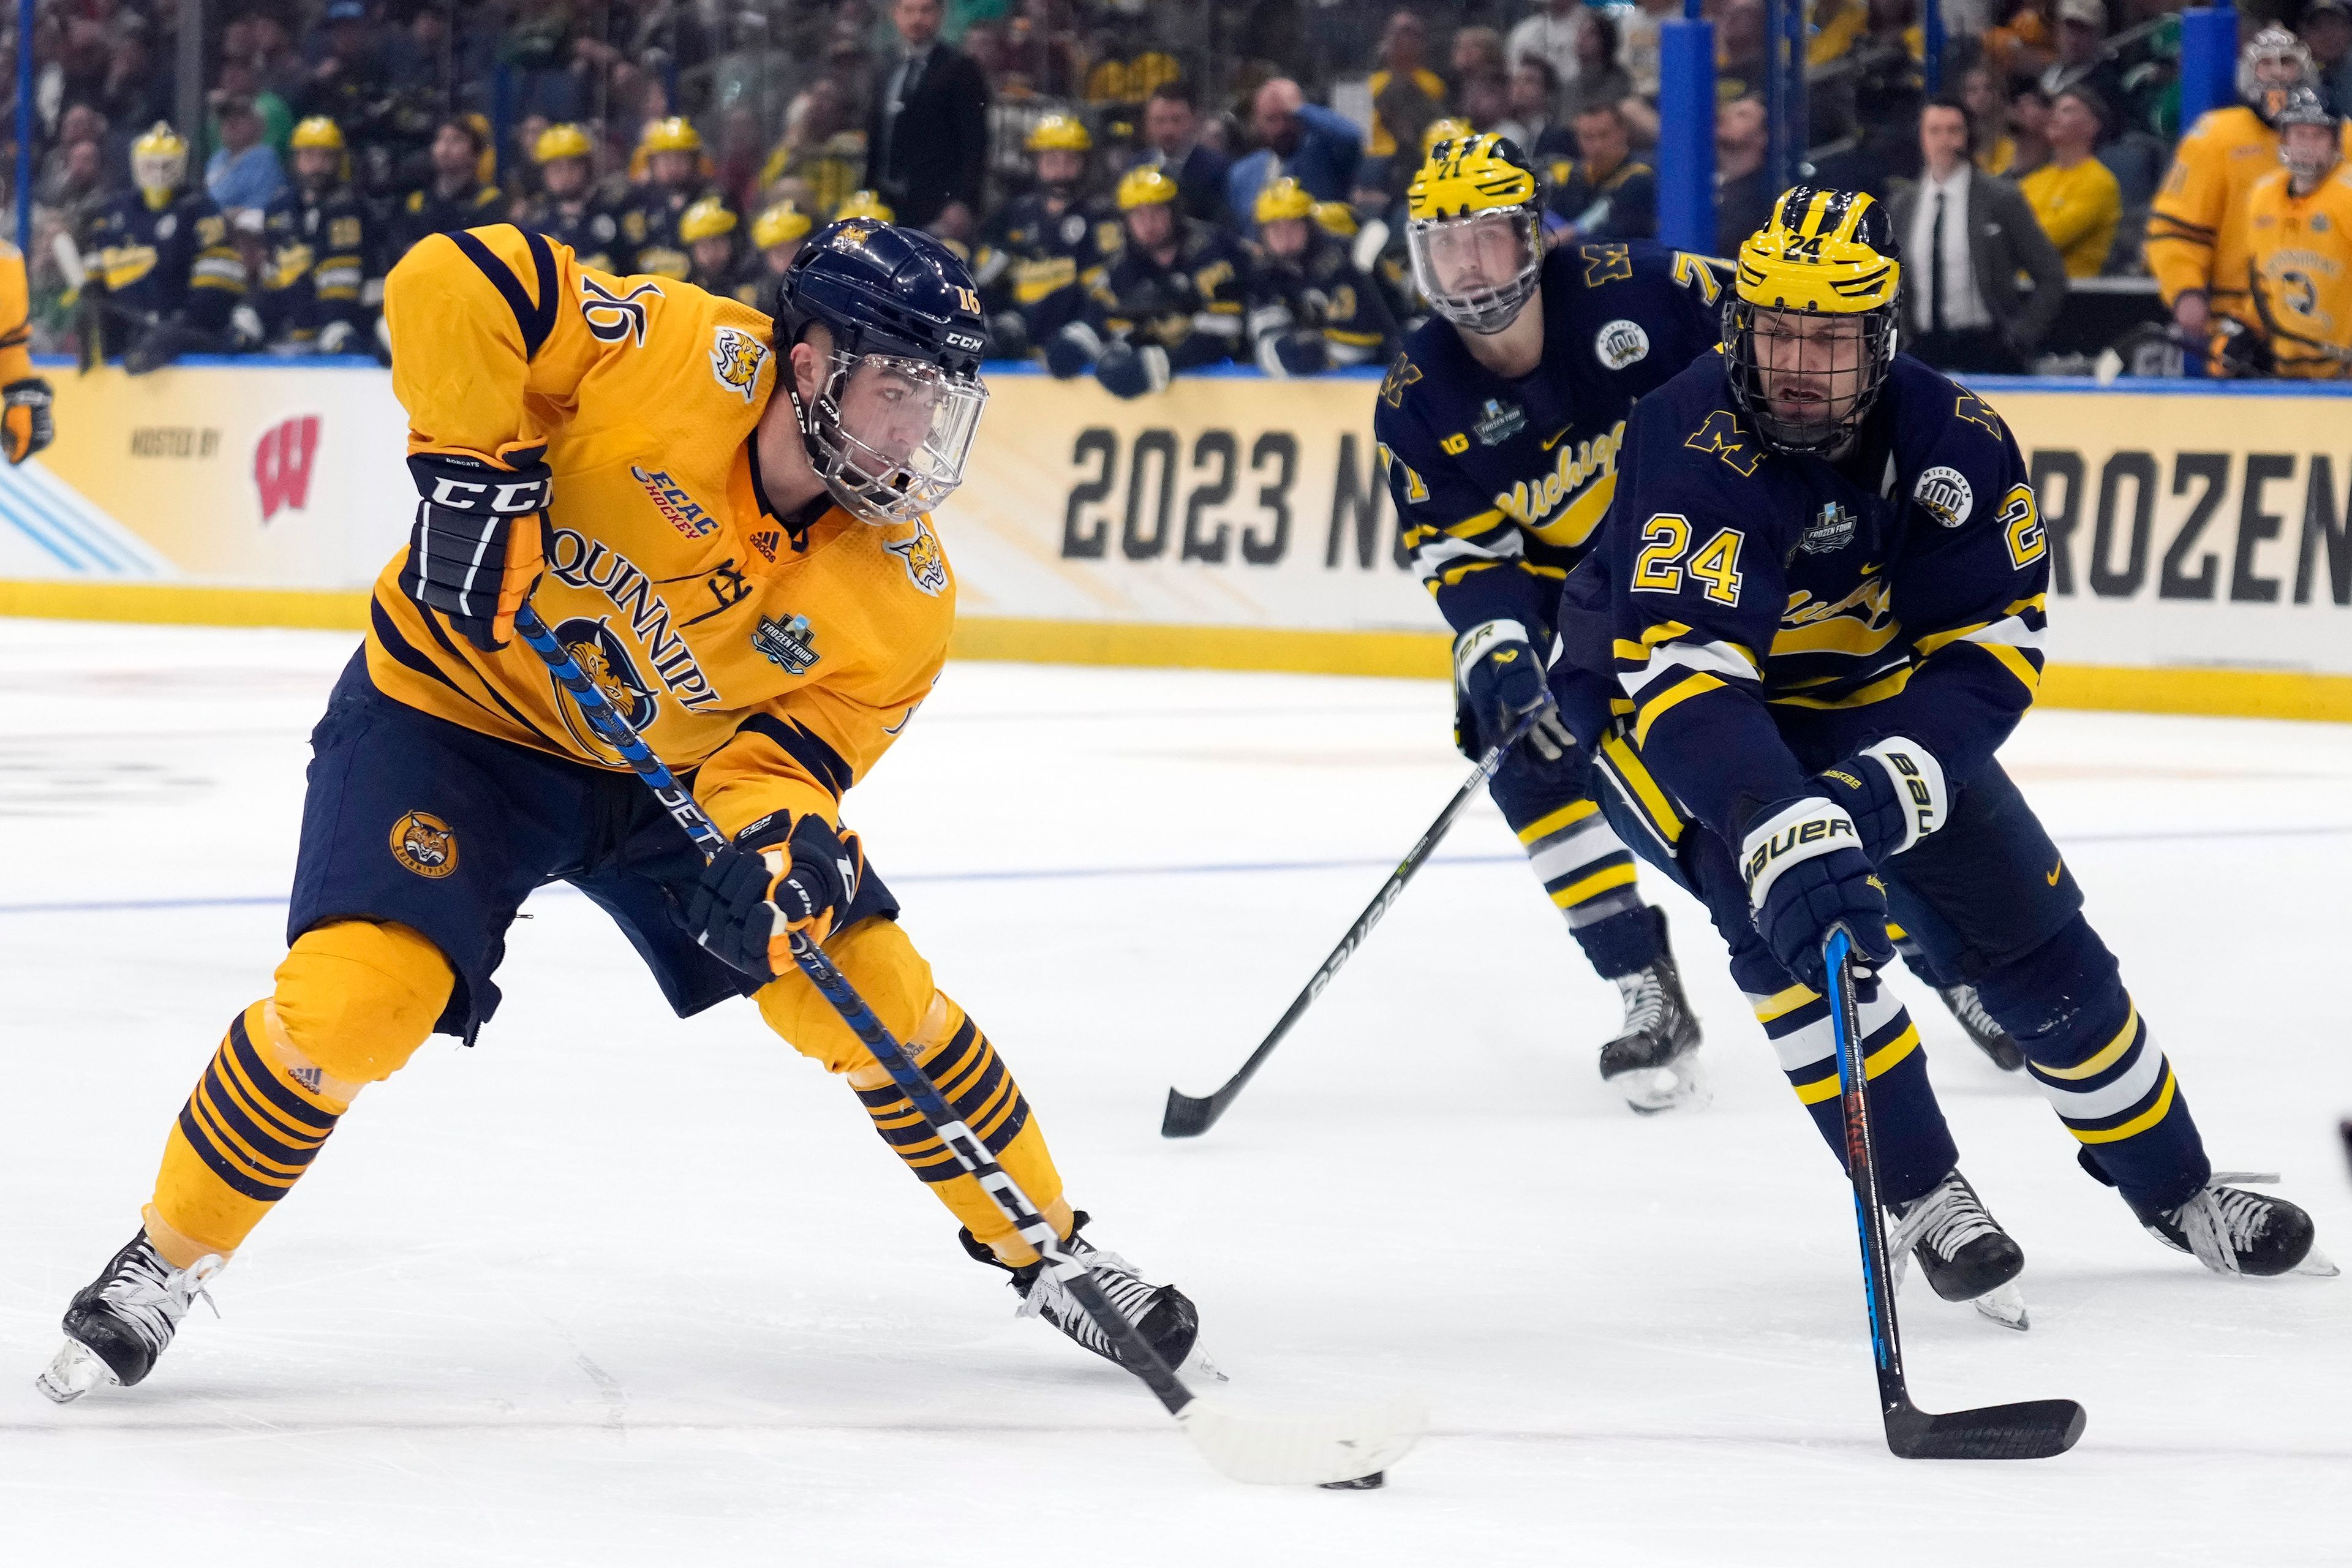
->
xmin=254 ymin=415 xmax=320 ymax=523
xmin=580 ymin=276 xmax=663 ymax=345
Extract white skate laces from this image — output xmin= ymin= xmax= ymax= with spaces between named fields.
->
xmin=36 ymin=1241 xmax=225 ymax=1404
xmin=1615 ymin=969 xmax=1665 ymax=1036
xmin=1888 ymin=1174 xmax=1999 ymax=1291
xmin=1017 ymin=1238 xmax=1158 ymax=1357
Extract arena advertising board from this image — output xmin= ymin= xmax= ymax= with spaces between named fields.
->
xmin=1 ymin=361 xmax=2347 ymax=711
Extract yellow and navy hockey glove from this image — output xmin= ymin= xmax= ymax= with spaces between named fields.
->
xmin=678 ymin=813 xmax=859 ymax=982
xmin=2 ymin=378 xmax=54 ymax=465
xmin=400 ymin=445 xmax=551 ymax=652
xmin=1809 ymin=737 xmax=1949 ymax=865
xmin=1453 ymin=618 xmax=1575 ymax=761
xmin=1739 ymin=793 xmax=1895 ymax=988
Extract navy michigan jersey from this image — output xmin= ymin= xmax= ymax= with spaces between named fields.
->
xmin=82 ymin=189 xmax=244 ymax=329
xmin=1374 ymin=241 xmax=1725 ymax=639
xmin=259 ymin=186 xmax=381 ymax=344
xmin=1571 ymin=353 xmax=2048 ymax=840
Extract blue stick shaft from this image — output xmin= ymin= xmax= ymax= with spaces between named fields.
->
xmin=507 ymin=600 xmax=1197 ymax=1415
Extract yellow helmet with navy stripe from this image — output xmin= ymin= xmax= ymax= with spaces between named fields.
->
xmin=640 ymin=115 xmax=702 ymax=154
xmin=1117 ymin=164 xmax=1181 ymax=211
xmin=1725 ymin=186 xmax=1903 ymax=456
xmin=131 ymin=121 xmax=189 ymax=197
xmin=534 ymin=122 xmax=594 ymax=164
xmin=680 ymin=195 xmax=738 ymax=244
xmin=834 ymin=189 xmax=897 ymax=222
xmin=1025 ymin=112 xmax=1093 ymax=153
xmin=1312 ymin=200 xmax=1359 ymax=239
xmin=1253 ymin=175 xmax=1316 ymax=227
xmin=291 ymin=116 xmax=345 ymax=153
xmin=753 ymin=199 xmax=813 ymax=251
xmin=1404 ymin=132 xmax=1542 ymax=334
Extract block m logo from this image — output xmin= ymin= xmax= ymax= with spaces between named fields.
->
xmin=255 ymin=415 xmax=321 ymax=523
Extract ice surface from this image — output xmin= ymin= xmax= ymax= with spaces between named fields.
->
xmin=0 ymin=620 xmax=2346 ymax=1566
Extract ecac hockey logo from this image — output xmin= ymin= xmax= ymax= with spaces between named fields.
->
xmin=254 ymin=415 xmax=321 ymax=523
xmin=388 ymin=811 xmax=458 ymax=879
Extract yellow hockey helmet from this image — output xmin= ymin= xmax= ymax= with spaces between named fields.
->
xmin=1404 ymin=132 xmax=1542 ymax=334
xmin=640 ymin=116 xmax=703 ymax=154
xmin=534 ymin=122 xmax=594 ymax=164
xmin=130 ymin=121 xmax=189 ymax=196
xmin=1312 ymin=200 xmax=1360 ymax=239
xmin=753 ymin=200 xmax=813 ymax=251
xmin=1725 ymin=186 xmax=1902 ymax=456
xmin=1117 ymin=164 xmax=1181 ymax=210
xmin=680 ymin=196 xmax=739 ymax=244
xmin=1421 ymin=116 xmax=1475 ymax=156
xmin=1253 ymin=176 xmax=1316 ymax=227
xmin=1025 ymin=111 xmax=1093 ymax=153
xmin=290 ymin=116 xmax=345 ymax=153
xmin=834 ymin=189 xmax=897 ymax=222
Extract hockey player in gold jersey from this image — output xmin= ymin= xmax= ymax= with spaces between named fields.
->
xmin=2146 ymin=26 xmax=2352 ymax=358
xmin=0 ymin=241 xmax=55 ymax=464
xmin=2245 ymin=89 xmax=2352 ymax=379
xmin=37 ymin=219 xmax=1207 ymax=1403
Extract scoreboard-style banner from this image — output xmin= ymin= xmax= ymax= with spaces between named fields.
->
xmin=2 ymin=360 xmax=2348 ymax=718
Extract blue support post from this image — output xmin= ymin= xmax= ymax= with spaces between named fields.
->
xmin=1924 ymin=0 xmax=1945 ymax=94
xmin=2178 ymin=7 xmax=2237 ymax=132
xmin=14 ymin=0 xmax=31 ymax=255
xmin=1657 ymin=10 xmax=1718 ymax=255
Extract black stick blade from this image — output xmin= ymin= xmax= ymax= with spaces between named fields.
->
xmin=1163 ymin=1087 xmax=1219 ymax=1138
xmin=1887 ymin=1398 xmax=2087 ymax=1460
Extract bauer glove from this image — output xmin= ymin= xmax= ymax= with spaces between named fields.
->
xmin=2 ymin=378 xmax=55 ymax=464
xmin=1453 ymin=618 xmax=1574 ymax=761
xmin=1740 ymin=793 xmax=1894 ymax=989
xmin=399 ymin=445 xmax=551 ymax=652
xmin=1809 ymin=736 xmax=1948 ymax=865
xmin=677 ymin=813 xmax=859 ymax=982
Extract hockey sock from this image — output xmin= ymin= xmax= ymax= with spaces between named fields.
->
xmin=1975 ymin=914 xmax=2209 ymax=1217
xmin=1512 ymin=797 xmax=1644 ymax=941
xmin=1574 ymin=902 xmax=1668 ymax=982
xmin=1747 ymin=975 xmax=1958 ymax=1207
xmin=851 ymin=993 xmax=1071 ymax=1266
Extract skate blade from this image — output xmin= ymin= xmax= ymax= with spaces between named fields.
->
xmin=1614 ymin=1058 xmax=1710 ymax=1116
xmin=1176 ymin=1338 xmax=1230 ymax=1385
xmin=2292 ymin=1245 xmax=2339 ymax=1278
xmin=1970 ymin=1281 xmax=2030 ymax=1332
xmin=34 ymin=1339 xmax=116 ymax=1405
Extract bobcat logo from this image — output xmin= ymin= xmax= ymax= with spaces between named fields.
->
xmin=581 ymin=276 xmax=663 ymax=345
xmin=551 ymin=616 xmax=658 ymax=766
xmin=886 ymin=519 xmax=948 ymax=595
xmin=389 ymin=811 xmax=459 ymax=879
xmin=709 ymin=325 xmax=769 ymax=402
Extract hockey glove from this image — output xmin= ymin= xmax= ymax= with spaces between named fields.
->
xmin=677 ymin=813 xmax=859 ymax=982
xmin=1740 ymin=793 xmax=1894 ymax=989
xmin=1094 ymin=340 xmax=1170 ymax=399
xmin=2 ymin=378 xmax=55 ymax=464
xmin=1455 ymin=618 xmax=1574 ymax=761
xmin=315 ymin=319 xmax=357 ymax=356
xmin=1810 ymin=736 xmax=1949 ymax=864
xmin=399 ymin=446 xmax=552 ymax=652
xmin=1043 ymin=322 xmax=1101 ymax=379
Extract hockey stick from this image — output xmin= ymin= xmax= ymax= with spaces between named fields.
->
xmin=512 ymin=602 xmax=1423 ymax=1485
xmin=1163 ymin=714 xmax=1534 ymax=1138
xmin=1823 ymin=925 xmax=2087 ymax=1461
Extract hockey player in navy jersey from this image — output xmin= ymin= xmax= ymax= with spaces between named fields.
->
xmin=1373 ymin=132 xmax=1725 ymax=1110
xmin=1558 ymin=187 xmax=2331 ymax=1311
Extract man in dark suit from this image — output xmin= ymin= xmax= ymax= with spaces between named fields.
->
xmin=867 ymin=0 xmax=990 ymax=232
xmin=1890 ymin=98 xmax=2068 ymax=374
xmin=1141 ymin=81 xmax=1230 ymax=226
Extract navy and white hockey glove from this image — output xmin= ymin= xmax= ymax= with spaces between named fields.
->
xmin=677 ymin=813 xmax=859 ymax=982
xmin=1740 ymin=794 xmax=1894 ymax=988
xmin=399 ymin=445 xmax=552 ymax=653
xmin=1454 ymin=619 xmax=1574 ymax=761
xmin=1810 ymin=736 xmax=1949 ymax=865
xmin=2 ymin=378 xmax=54 ymax=465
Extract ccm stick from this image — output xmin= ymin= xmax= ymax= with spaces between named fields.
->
xmin=1163 ymin=714 xmax=1535 ymax=1137
xmin=1823 ymin=925 xmax=2086 ymax=1460
xmin=513 ymin=601 xmax=1423 ymax=1485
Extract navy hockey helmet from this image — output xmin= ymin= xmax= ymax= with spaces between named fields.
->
xmin=772 ymin=219 xmax=990 ymax=525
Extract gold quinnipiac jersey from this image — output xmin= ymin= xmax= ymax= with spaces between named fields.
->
xmin=372 ymin=224 xmax=956 ymax=837
xmin=0 ymin=240 xmax=32 ymax=383
xmin=2146 ymin=105 xmax=2352 ymax=323
xmin=2245 ymin=162 xmax=2352 ymax=377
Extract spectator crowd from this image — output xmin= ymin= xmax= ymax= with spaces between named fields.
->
xmin=9 ymin=0 xmax=2352 ymax=383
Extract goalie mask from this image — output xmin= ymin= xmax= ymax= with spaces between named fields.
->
xmin=772 ymin=221 xmax=990 ymax=527
xmin=2241 ymin=26 xmax=2318 ymax=126
xmin=1405 ymin=132 xmax=1544 ymax=335
xmin=1724 ymin=186 xmax=1902 ymax=458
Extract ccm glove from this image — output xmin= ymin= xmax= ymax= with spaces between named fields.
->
xmin=1 ymin=378 xmax=54 ymax=464
xmin=1740 ymin=794 xmax=1895 ymax=988
xmin=1454 ymin=618 xmax=1575 ymax=761
xmin=1810 ymin=736 xmax=1949 ymax=864
xmin=677 ymin=813 xmax=859 ymax=982
xmin=399 ymin=445 xmax=552 ymax=652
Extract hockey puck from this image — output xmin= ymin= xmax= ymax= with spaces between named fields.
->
xmin=1319 ymin=1472 xmax=1384 ymax=1491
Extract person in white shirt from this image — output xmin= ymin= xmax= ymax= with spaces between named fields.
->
xmin=1888 ymin=97 xmax=2068 ymax=373
xmin=1507 ymin=0 xmax=1585 ymax=94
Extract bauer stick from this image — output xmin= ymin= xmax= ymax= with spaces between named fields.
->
xmin=1162 ymin=713 xmax=1536 ymax=1138
xmin=1823 ymin=925 xmax=2086 ymax=1460
xmin=511 ymin=601 xmax=1422 ymax=1485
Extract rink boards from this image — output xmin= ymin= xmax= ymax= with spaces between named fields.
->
xmin=1 ymin=357 xmax=2348 ymax=721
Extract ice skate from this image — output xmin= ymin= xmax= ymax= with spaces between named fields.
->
xmin=968 ymin=1212 xmax=1217 ymax=1381
xmin=1597 ymin=946 xmax=1706 ymax=1114
xmin=1937 ymin=982 xmax=2024 ymax=1072
xmin=1890 ymin=1170 xmax=2029 ymax=1330
xmin=36 ymin=1229 xmax=224 ymax=1404
xmin=2143 ymin=1174 xmax=2335 ymax=1278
